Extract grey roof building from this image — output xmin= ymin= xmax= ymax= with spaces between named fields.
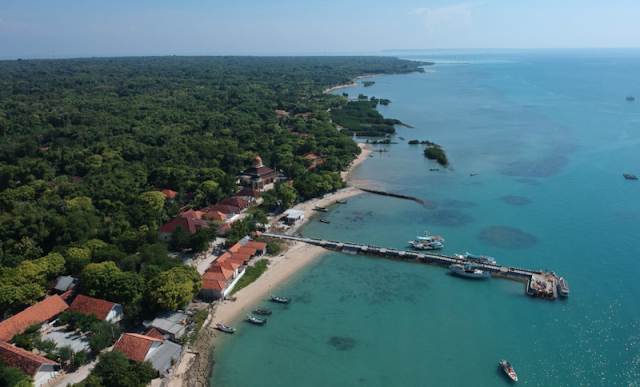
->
xmin=149 ymin=311 xmax=188 ymax=342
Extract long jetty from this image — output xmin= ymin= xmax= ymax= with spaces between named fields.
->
xmin=357 ymin=187 xmax=425 ymax=205
xmin=262 ymin=232 xmax=561 ymax=300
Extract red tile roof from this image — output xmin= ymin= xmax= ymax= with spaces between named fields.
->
xmin=206 ymin=265 xmax=234 ymax=280
xmin=227 ymin=243 xmax=243 ymax=253
xmin=234 ymin=188 xmax=261 ymax=198
xmin=155 ymin=188 xmax=178 ymax=199
xmin=214 ymin=262 xmax=236 ymax=272
xmin=202 ymin=271 xmax=228 ymax=282
xmin=145 ymin=328 xmax=165 ymax=340
xmin=208 ymin=204 xmax=240 ymax=214
xmin=218 ymin=223 xmax=232 ymax=233
xmin=303 ymin=154 xmax=319 ymax=160
xmin=230 ymin=253 xmax=251 ymax=263
xmin=0 ymin=295 xmax=69 ymax=342
xmin=219 ymin=197 xmax=248 ymax=209
xmin=0 ymin=342 xmax=58 ymax=377
xmin=227 ymin=258 xmax=246 ymax=267
xmin=203 ymin=209 xmax=226 ymax=221
xmin=202 ymin=279 xmax=228 ymax=291
xmin=180 ymin=209 xmax=204 ymax=220
xmin=157 ymin=217 xmax=208 ymax=234
xmin=113 ymin=333 xmax=162 ymax=362
xmin=68 ymin=294 xmax=116 ymax=321
xmin=246 ymin=241 xmax=267 ymax=251
xmin=238 ymin=247 xmax=257 ymax=256
xmin=216 ymin=252 xmax=232 ymax=263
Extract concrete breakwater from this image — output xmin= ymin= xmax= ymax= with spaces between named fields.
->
xmin=357 ymin=187 xmax=425 ymax=205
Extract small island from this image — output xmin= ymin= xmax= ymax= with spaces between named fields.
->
xmin=363 ymin=81 xmax=375 ymax=87
xmin=408 ymin=139 xmax=438 ymax=146
xmin=424 ymin=145 xmax=449 ymax=166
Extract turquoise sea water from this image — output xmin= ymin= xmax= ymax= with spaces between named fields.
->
xmin=211 ymin=49 xmax=640 ymax=386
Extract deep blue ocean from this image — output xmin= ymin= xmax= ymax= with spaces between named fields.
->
xmin=211 ymin=49 xmax=640 ymax=386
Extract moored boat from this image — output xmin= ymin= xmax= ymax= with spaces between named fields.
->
xmin=314 ymin=205 xmax=328 ymax=212
xmin=271 ymin=294 xmax=292 ymax=303
xmin=499 ymin=359 xmax=518 ymax=382
xmin=335 ymin=199 xmax=347 ymax=204
xmin=247 ymin=314 xmax=267 ymax=325
xmin=319 ymin=218 xmax=330 ymax=224
xmin=429 ymin=168 xmax=440 ymax=171
xmin=558 ymin=277 xmax=569 ymax=297
xmin=627 ymin=95 xmax=635 ymax=101
xmin=409 ymin=230 xmax=444 ymax=250
xmin=253 ymin=308 xmax=272 ymax=315
xmin=216 ymin=322 xmax=235 ymax=333
xmin=456 ymin=252 xmax=496 ymax=264
xmin=450 ymin=263 xmax=490 ymax=278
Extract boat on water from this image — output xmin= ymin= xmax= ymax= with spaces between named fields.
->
xmin=429 ymin=168 xmax=440 ymax=171
xmin=558 ymin=277 xmax=569 ymax=297
xmin=398 ymin=136 xmax=405 ymax=140
xmin=335 ymin=199 xmax=347 ymax=204
xmin=450 ymin=263 xmax=491 ymax=278
xmin=319 ymin=218 xmax=330 ymax=224
xmin=253 ymin=308 xmax=272 ymax=315
xmin=271 ymin=294 xmax=292 ymax=303
xmin=627 ymin=95 xmax=635 ymax=101
xmin=247 ymin=314 xmax=267 ymax=325
xmin=455 ymin=252 xmax=497 ymax=264
xmin=408 ymin=230 xmax=444 ymax=250
xmin=314 ymin=205 xmax=328 ymax=212
xmin=499 ymin=359 xmax=518 ymax=382
xmin=216 ymin=323 xmax=235 ymax=333
xmin=470 ymin=172 xmax=477 ymax=176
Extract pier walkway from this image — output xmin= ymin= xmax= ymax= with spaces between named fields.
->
xmin=262 ymin=232 xmax=560 ymax=300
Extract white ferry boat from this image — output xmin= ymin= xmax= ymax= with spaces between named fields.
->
xmin=408 ymin=230 xmax=444 ymax=250
xmin=558 ymin=277 xmax=569 ymax=297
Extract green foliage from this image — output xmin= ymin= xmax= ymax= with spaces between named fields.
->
xmin=276 ymin=184 xmax=298 ymax=209
xmin=169 ymin=225 xmax=190 ymax=251
xmin=138 ymin=191 xmax=166 ymax=214
xmin=74 ymin=350 xmax=88 ymax=368
xmin=266 ymin=242 xmax=281 ymax=256
xmin=363 ymin=81 xmax=375 ymax=87
xmin=146 ymin=265 xmax=201 ymax=312
xmin=330 ymin=100 xmax=400 ymax=137
xmin=0 ymin=356 xmax=31 ymax=387
xmin=225 ymin=221 xmax=250 ymax=247
xmin=79 ymin=351 xmax=156 ymax=387
xmin=424 ymin=146 xmax=448 ymax=166
xmin=186 ymin=309 xmax=209 ymax=346
xmin=80 ymin=261 xmax=142 ymax=305
xmin=11 ymin=324 xmax=41 ymax=351
xmin=58 ymin=311 xmax=101 ymax=332
xmin=232 ymin=259 xmax=269 ymax=295
xmin=408 ymin=139 xmax=437 ymax=145
xmin=294 ymin=171 xmax=342 ymax=199
xmin=88 ymin=321 xmax=122 ymax=356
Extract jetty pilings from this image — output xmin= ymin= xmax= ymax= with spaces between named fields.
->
xmin=357 ymin=187 xmax=425 ymax=205
xmin=262 ymin=232 xmax=559 ymax=300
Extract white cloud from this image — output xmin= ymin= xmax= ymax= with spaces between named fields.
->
xmin=412 ymin=2 xmax=484 ymax=32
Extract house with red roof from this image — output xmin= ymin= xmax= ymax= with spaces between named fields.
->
xmin=154 ymin=188 xmax=178 ymax=200
xmin=68 ymin=294 xmax=123 ymax=323
xmin=245 ymin=240 xmax=267 ymax=255
xmin=219 ymin=197 xmax=249 ymax=209
xmin=0 ymin=295 xmax=69 ymax=343
xmin=156 ymin=217 xmax=209 ymax=243
xmin=202 ymin=209 xmax=226 ymax=222
xmin=0 ymin=342 xmax=60 ymax=387
xmin=113 ymin=332 xmax=182 ymax=375
xmin=208 ymin=204 xmax=240 ymax=215
xmin=179 ymin=209 xmax=205 ymax=220
xmin=234 ymin=188 xmax=261 ymax=199
xmin=238 ymin=155 xmax=276 ymax=191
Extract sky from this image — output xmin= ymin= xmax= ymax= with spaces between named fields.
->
xmin=1 ymin=0 xmax=639 ymax=59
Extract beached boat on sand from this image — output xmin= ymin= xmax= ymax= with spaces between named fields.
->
xmin=271 ymin=294 xmax=292 ymax=303
xmin=216 ymin=323 xmax=235 ymax=333
xmin=450 ymin=263 xmax=491 ymax=279
xmin=314 ymin=205 xmax=328 ymax=212
xmin=247 ymin=314 xmax=267 ymax=325
xmin=335 ymin=199 xmax=347 ymax=204
xmin=499 ymin=359 xmax=518 ymax=382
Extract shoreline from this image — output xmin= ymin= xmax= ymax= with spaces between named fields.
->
xmin=322 ymin=73 xmax=386 ymax=94
xmin=169 ymin=143 xmax=373 ymax=387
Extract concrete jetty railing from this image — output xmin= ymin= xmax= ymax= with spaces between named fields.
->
xmin=262 ymin=232 xmax=559 ymax=300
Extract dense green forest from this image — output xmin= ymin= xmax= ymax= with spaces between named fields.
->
xmin=330 ymin=100 xmax=401 ymax=136
xmin=0 ymin=56 xmax=427 ymax=315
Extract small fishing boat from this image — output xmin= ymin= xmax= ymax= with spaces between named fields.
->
xmin=398 ymin=136 xmax=405 ymax=140
xmin=558 ymin=277 xmax=569 ymax=297
xmin=369 ymin=154 xmax=374 ymax=157
xmin=429 ymin=168 xmax=440 ymax=171
xmin=319 ymin=218 xmax=330 ymax=224
xmin=627 ymin=95 xmax=635 ymax=101
xmin=271 ymin=294 xmax=292 ymax=303
xmin=216 ymin=323 xmax=235 ymax=334
xmin=499 ymin=359 xmax=518 ymax=382
xmin=335 ymin=199 xmax=347 ymax=204
xmin=408 ymin=230 xmax=445 ymax=250
xmin=450 ymin=263 xmax=491 ymax=278
xmin=252 ymin=308 xmax=272 ymax=315
xmin=247 ymin=314 xmax=267 ymax=325
xmin=314 ymin=205 xmax=328 ymax=212
xmin=470 ymin=172 xmax=477 ymax=176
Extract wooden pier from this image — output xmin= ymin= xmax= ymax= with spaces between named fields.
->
xmin=357 ymin=187 xmax=425 ymax=205
xmin=262 ymin=232 xmax=561 ymax=300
